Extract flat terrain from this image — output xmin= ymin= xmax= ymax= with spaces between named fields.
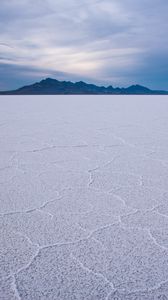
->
xmin=1 ymin=95 xmax=168 ymax=300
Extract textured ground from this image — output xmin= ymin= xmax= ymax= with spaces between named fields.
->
xmin=1 ymin=95 xmax=168 ymax=300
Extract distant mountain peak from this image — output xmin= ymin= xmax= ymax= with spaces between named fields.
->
xmin=0 ymin=78 xmax=168 ymax=95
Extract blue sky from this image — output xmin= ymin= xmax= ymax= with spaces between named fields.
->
xmin=0 ymin=0 xmax=168 ymax=90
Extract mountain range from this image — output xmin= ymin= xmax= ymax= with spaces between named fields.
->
xmin=0 ymin=78 xmax=168 ymax=95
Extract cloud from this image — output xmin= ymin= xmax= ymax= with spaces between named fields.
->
xmin=0 ymin=0 xmax=167 ymax=90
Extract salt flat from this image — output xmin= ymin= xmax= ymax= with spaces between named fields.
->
xmin=1 ymin=95 xmax=168 ymax=300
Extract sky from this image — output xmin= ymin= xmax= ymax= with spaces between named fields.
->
xmin=0 ymin=0 xmax=168 ymax=91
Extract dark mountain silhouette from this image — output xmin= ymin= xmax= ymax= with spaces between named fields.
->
xmin=0 ymin=78 xmax=168 ymax=95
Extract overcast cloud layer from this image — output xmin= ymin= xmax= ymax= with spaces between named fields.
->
xmin=0 ymin=0 xmax=168 ymax=90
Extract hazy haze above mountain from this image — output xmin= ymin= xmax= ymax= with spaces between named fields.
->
xmin=1 ymin=78 xmax=168 ymax=95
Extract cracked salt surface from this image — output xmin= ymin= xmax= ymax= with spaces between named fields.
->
xmin=1 ymin=95 xmax=168 ymax=299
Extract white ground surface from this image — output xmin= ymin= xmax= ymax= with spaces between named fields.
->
xmin=1 ymin=95 xmax=168 ymax=300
